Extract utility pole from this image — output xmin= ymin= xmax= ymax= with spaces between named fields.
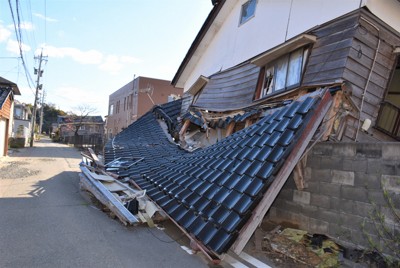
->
xmin=39 ymin=89 xmax=46 ymax=134
xmin=30 ymin=50 xmax=47 ymax=147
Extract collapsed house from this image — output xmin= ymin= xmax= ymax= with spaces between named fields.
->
xmin=101 ymin=1 xmax=400 ymax=262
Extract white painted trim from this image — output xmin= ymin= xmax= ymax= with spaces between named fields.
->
xmin=187 ymin=75 xmax=209 ymax=95
xmin=251 ymin=34 xmax=316 ymax=66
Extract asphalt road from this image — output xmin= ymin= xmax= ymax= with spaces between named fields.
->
xmin=0 ymin=138 xmax=208 ymax=268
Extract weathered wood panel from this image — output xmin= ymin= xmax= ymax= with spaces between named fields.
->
xmin=193 ymin=63 xmax=259 ymax=111
xmin=302 ymin=15 xmax=358 ymax=86
xmin=340 ymin=10 xmax=400 ymax=142
xmin=0 ymin=96 xmax=11 ymax=119
xmin=310 ymin=13 xmax=359 ymax=40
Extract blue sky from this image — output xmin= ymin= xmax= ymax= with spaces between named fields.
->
xmin=0 ymin=0 xmax=212 ymax=116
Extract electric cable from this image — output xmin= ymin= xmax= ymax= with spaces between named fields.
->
xmin=146 ymin=226 xmax=187 ymax=244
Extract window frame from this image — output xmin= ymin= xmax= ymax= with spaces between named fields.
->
xmin=239 ymin=0 xmax=257 ymax=26
xmin=255 ymin=46 xmax=310 ymax=100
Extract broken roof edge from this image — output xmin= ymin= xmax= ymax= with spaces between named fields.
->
xmin=190 ymin=82 xmax=343 ymax=113
xmin=231 ymin=87 xmax=335 ymax=255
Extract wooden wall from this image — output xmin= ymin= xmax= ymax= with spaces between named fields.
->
xmin=302 ymin=13 xmax=359 ymax=86
xmin=0 ymin=95 xmax=12 ymax=119
xmin=341 ymin=10 xmax=400 ymax=141
xmin=192 ymin=62 xmax=260 ymax=111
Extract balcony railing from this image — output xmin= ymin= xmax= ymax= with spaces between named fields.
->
xmin=376 ymin=101 xmax=400 ymax=140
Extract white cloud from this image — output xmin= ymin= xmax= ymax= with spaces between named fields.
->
xmin=120 ymin=55 xmax=141 ymax=64
xmin=98 ymin=55 xmax=123 ymax=74
xmin=42 ymin=45 xmax=103 ymax=64
xmin=34 ymin=44 xmax=141 ymax=74
xmin=33 ymin=13 xmax=58 ymax=22
xmin=0 ymin=24 xmax=11 ymax=42
xmin=6 ymin=39 xmax=31 ymax=54
xmin=8 ymin=21 xmax=34 ymax=31
xmin=99 ymin=55 xmax=142 ymax=75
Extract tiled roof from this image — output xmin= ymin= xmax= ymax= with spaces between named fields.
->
xmin=104 ymin=95 xmax=320 ymax=256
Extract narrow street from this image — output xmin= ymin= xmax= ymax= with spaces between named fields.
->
xmin=0 ymin=138 xmax=207 ymax=268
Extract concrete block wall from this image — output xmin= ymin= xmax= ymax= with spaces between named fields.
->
xmin=267 ymin=142 xmax=400 ymax=252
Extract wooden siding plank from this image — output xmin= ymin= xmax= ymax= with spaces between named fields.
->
xmin=313 ymin=27 xmax=356 ymax=49
xmin=303 ymin=68 xmax=344 ymax=84
xmin=306 ymin=47 xmax=350 ymax=67
xmin=310 ymin=14 xmax=359 ymax=40
xmin=358 ymin=16 xmax=400 ymax=49
xmin=311 ymin=38 xmax=353 ymax=57
xmin=348 ymin=47 xmax=393 ymax=80
xmin=346 ymin=58 xmax=389 ymax=88
xmin=209 ymin=64 xmax=259 ymax=80
xmin=193 ymin=62 xmax=259 ymax=111
xmin=305 ymin=58 xmax=348 ymax=75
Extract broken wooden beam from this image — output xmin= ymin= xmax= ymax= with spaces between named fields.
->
xmin=80 ymin=165 xmax=139 ymax=225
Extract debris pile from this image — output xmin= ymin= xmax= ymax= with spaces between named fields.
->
xmin=263 ymin=227 xmax=341 ymax=267
xmin=79 ymin=148 xmax=165 ymax=227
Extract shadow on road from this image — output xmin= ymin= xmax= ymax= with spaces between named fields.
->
xmin=0 ymin=169 xmax=208 ymax=268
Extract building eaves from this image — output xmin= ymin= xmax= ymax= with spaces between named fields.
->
xmin=0 ymin=76 xmax=21 ymax=95
xmin=171 ymin=0 xmax=226 ymax=87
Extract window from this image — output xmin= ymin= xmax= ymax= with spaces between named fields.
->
xmin=109 ymin=104 xmax=114 ymax=115
xmin=376 ymin=55 xmax=400 ymax=139
xmin=258 ymin=47 xmax=309 ymax=98
xmin=240 ymin=0 xmax=256 ymax=25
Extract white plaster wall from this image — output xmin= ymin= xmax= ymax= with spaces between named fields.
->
xmin=182 ymin=0 xmax=367 ymax=91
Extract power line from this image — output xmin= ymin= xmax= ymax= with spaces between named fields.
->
xmin=7 ymin=0 xmax=35 ymax=89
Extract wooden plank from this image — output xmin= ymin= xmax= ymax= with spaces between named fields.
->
xmin=348 ymin=48 xmax=392 ymax=80
xmin=102 ymin=181 xmax=127 ymax=192
xmin=302 ymin=67 xmax=344 ymax=84
xmin=80 ymin=166 xmax=138 ymax=225
xmin=225 ymin=122 xmax=235 ymax=137
xmin=88 ymin=148 xmax=104 ymax=168
xmin=313 ymin=27 xmax=356 ymax=49
xmin=306 ymin=47 xmax=350 ymax=67
xmin=209 ymin=63 xmax=259 ymax=80
xmin=231 ymin=89 xmax=333 ymax=255
xmin=305 ymin=57 xmax=347 ymax=75
xmin=90 ymin=172 xmax=115 ymax=182
xmin=311 ymin=14 xmax=359 ymax=40
xmin=311 ymin=38 xmax=353 ymax=57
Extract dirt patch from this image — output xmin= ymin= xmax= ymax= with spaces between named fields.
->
xmin=0 ymin=161 xmax=40 ymax=179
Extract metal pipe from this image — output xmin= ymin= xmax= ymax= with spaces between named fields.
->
xmin=355 ymin=17 xmax=380 ymax=141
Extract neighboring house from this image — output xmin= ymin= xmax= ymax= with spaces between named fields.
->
xmin=106 ymin=76 xmax=183 ymax=139
xmin=0 ymin=77 xmax=21 ymax=156
xmin=104 ymin=0 xmax=400 ymax=262
xmin=57 ymin=115 xmax=104 ymax=139
xmin=11 ymin=100 xmax=31 ymax=147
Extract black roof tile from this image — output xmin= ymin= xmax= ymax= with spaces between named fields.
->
xmin=233 ymin=175 xmax=253 ymax=192
xmin=233 ymin=194 xmax=253 ymax=215
xmin=266 ymin=146 xmax=285 ymax=163
xmin=104 ymin=95 xmax=321 ymax=255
